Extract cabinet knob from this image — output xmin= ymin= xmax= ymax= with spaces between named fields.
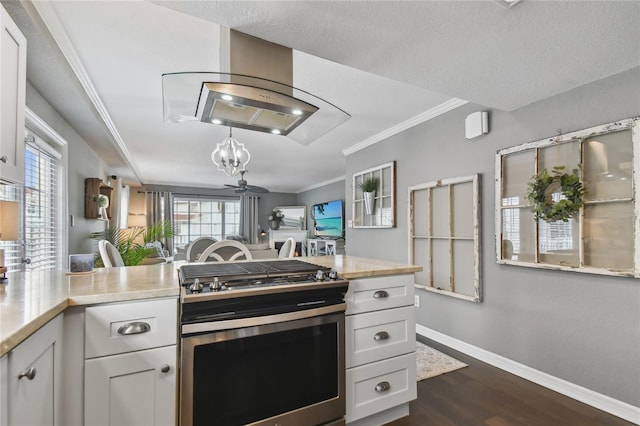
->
xmin=0 ymin=156 xmax=7 ymax=164
xmin=161 ymin=364 xmax=171 ymax=373
xmin=18 ymin=367 xmax=36 ymax=380
xmin=373 ymin=290 xmax=389 ymax=299
xmin=117 ymin=321 xmax=151 ymax=335
xmin=373 ymin=331 xmax=390 ymax=341
xmin=374 ymin=381 xmax=391 ymax=392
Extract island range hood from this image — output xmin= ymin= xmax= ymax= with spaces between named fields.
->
xmin=162 ymin=29 xmax=349 ymax=145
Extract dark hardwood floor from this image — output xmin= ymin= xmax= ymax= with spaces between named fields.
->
xmin=387 ymin=337 xmax=636 ymax=426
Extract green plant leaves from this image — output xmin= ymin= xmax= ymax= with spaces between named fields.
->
xmin=526 ymin=165 xmax=586 ymax=222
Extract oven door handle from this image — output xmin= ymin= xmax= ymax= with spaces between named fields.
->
xmin=182 ymin=303 xmax=346 ymax=335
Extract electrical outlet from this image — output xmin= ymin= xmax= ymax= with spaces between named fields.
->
xmin=414 ymin=295 xmax=420 ymax=307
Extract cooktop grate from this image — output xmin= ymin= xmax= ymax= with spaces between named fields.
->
xmin=179 ymin=259 xmax=327 ymax=284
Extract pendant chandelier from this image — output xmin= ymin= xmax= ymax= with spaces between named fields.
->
xmin=211 ymin=128 xmax=251 ymax=177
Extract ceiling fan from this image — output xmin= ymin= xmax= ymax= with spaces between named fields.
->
xmin=224 ymin=171 xmax=269 ymax=193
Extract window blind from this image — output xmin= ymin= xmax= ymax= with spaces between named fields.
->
xmin=24 ymin=139 xmax=59 ymax=271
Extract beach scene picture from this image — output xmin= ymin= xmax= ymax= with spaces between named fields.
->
xmin=314 ymin=200 xmax=343 ymax=237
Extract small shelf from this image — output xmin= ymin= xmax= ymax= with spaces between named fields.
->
xmin=85 ymin=178 xmax=113 ymax=220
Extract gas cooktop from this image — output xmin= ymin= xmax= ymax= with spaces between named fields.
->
xmin=179 ymin=259 xmax=344 ymax=300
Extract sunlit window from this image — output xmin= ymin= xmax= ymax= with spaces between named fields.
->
xmin=173 ymin=197 xmax=240 ymax=249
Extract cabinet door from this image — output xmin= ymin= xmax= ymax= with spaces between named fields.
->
xmin=0 ymin=4 xmax=27 ymax=184
xmin=5 ymin=315 xmax=63 ymax=426
xmin=85 ymin=345 xmax=176 ymax=426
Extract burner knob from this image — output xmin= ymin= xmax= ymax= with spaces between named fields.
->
xmin=210 ymin=277 xmax=222 ymax=292
xmin=328 ymin=270 xmax=339 ymax=280
xmin=189 ymin=279 xmax=203 ymax=293
xmin=315 ymin=270 xmax=326 ymax=281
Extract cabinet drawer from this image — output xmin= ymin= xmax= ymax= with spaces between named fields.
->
xmin=346 ymin=306 xmax=415 ymax=368
xmin=345 ymin=274 xmax=414 ymax=315
xmin=346 ymin=352 xmax=417 ymax=423
xmin=85 ymin=298 xmax=177 ymax=358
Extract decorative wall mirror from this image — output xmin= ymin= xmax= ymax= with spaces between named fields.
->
xmin=275 ymin=206 xmax=306 ymax=230
xmin=409 ymin=174 xmax=481 ymax=302
xmin=496 ymin=117 xmax=639 ymax=277
xmin=352 ymin=161 xmax=396 ymax=228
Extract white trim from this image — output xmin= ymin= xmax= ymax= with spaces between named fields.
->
xmin=342 ymin=98 xmax=468 ymax=156
xmin=25 ymin=107 xmax=66 ymax=147
xmin=296 ymin=175 xmax=345 ymax=194
xmin=30 ymin=0 xmax=143 ymax=184
xmin=416 ymin=325 xmax=640 ymax=425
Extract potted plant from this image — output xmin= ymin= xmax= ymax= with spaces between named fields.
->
xmin=91 ymin=220 xmax=174 ymax=266
xmin=359 ymin=177 xmax=379 ymax=215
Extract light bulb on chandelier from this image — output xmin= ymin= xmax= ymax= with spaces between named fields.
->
xmin=211 ymin=127 xmax=251 ymax=177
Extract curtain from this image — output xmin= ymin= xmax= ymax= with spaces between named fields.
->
xmin=239 ymin=195 xmax=259 ymax=244
xmin=145 ymin=191 xmax=174 ymax=255
xmin=108 ymin=178 xmax=132 ymax=230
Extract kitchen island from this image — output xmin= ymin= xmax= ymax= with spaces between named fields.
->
xmin=1 ymin=256 xmax=419 ymax=355
xmin=0 ymin=256 xmax=420 ymax=426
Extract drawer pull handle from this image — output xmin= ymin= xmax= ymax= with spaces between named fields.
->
xmin=373 ymin=290 xmax=389 ymax=299
xmin=375 ymin=381 xmax=391 ymax=392
xmin=373 ymin=331 xmax=390 ymax=341
xmin=18 ymin=367 xmax=36 ymax=380
xmin=161 ymin=364 xmax=171 ymax=373
xmin=0 ymin=156 xmax=7 ymax=164
xmin=117 ymin=321 xmax=151 ymax=335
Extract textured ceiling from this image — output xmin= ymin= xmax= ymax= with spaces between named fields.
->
xmin=4 ymin=0 xmax=639 ymax=192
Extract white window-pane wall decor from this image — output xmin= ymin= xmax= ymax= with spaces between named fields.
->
xmin=409 ymin=174 xmax=481 ymax=302
xmin=352 ymin=161 xmax=395 ymax=228
xmin=495 ymin=117 xmax=639 ymax=277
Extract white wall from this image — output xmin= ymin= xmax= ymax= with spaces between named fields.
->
xmin=344 ymin=67 xmax=640 ymax=407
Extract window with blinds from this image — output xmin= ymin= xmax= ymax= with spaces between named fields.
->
xmin=24 ymin=138 xmax=60 ymax=271
xmin=173 ymin=197 xmax=240 ymax=249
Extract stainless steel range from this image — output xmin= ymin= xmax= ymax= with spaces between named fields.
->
xmin=178 ymin=259 xmax=348 ymax=426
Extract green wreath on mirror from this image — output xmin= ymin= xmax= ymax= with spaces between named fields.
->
xmin=526 ymin=165 xmax=586 ymax=222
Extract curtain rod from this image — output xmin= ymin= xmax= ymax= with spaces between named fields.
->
xmin=137 ymin=190 xmax=260 ymax=199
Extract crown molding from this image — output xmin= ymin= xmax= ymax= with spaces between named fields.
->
xmin=342 ymin=98 xmax=468 ymax=156
xmin=30 ymin=0 xmax=143 ymax=183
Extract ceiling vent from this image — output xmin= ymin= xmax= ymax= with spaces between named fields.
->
xmin=162 ymin=29 xmax=349 ymax=144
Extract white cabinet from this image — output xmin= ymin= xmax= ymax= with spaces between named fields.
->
xmin=85 ymin=346 xmax=176 ymax=426
xmin=0 ymin=314 xmax=63 ymax=426
xmin=84 ymin=298 xmax=178 ymax=426
xmin=0 ymin=3 xmax=27 ymax=184
xmin=345 ymin=274 xmax=416 ymax=425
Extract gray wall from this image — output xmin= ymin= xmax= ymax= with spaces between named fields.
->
xmin=345 ymin=67 xmax=640 ymax=406
xmin=26 ymin=83 xmax=108 ymax=257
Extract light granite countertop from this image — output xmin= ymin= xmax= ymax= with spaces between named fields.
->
xmin=0 ymin=255 xmax=420 ymax=357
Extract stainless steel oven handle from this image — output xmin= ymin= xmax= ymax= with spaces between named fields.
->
xmin=182 ymin=303 xmax=346 ymax=335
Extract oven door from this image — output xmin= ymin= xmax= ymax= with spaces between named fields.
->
xmin=181 ymin=305 xmax=345 ymax=426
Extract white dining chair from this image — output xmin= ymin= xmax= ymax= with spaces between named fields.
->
xmin=278 ymin=237 xmax=296 ymax=258
xmin=98 ymin=240 xmax=125 ymax=267
xmin=197 ymin=240 xmax=253 ymax=262
xmin=186 ymin=237 xmax=218 ymax=262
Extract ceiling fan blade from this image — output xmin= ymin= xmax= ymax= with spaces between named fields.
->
xmin=224 ymin=184 xmax=241 ymax=189
xmin=245 ymin=185 xmax=269 ymax=194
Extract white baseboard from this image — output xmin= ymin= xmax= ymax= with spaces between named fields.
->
xmin=417 ymin=325 xmax=640 ymax=425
